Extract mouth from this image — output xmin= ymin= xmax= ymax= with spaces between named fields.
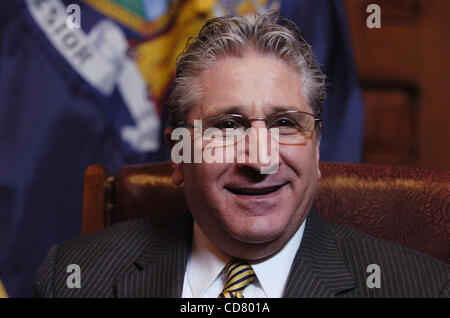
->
xmin=225 ymin=184 xmax=286 ymax=196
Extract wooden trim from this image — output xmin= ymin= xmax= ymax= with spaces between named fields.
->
xmin=81 ymin=164 xmax=110 ymax=235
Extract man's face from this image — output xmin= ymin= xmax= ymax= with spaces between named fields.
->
xmin=169 ymin=51 xmax=321 ymax=260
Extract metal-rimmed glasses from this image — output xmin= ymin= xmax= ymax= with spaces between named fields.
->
xmin=177 ymin=110 xmax=321 ymax=146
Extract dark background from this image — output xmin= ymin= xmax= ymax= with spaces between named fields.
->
xmin=344 ymin=0 xmax=450 ymax=169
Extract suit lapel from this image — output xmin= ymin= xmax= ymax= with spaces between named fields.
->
xmin=284 ymin=211 xmax=356 ymax=297
xmin=114 ymin=209 xmax=355 ymax=298
xmin=115 ymin=213 xmax=193 ymax=298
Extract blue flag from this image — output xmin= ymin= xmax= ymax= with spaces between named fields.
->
xmin=281 ymin=0 xmax=364 ymax=162
xmin=0 ymin=0 xmax=169 ymax=297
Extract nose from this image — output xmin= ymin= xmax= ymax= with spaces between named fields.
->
xmin=235 ymin=123 xmax=280 ymax=175
xmin=248 ymin=117 xmax=267 ymax=128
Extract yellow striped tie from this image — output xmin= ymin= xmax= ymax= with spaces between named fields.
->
xmin=0 ymin=278 xmax=8 ymax=298
xmin=218 ymin=259 xmax=256 ymax=298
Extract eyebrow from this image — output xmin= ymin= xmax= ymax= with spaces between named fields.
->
xmin=213 ymin=105 xmax=243 ymax=116
xmin=204 ymin=105 xmax=301 ymax=117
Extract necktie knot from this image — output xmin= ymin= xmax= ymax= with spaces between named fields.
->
xmin=218 ymin=259 xmax=256 ymax=298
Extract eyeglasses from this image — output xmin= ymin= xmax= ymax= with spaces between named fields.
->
xmin=177 ymin=110 xmax=321 ymax=146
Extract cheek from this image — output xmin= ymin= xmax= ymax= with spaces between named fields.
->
xmin=280 ymin=143 xmax=319 ymax=178
xmin=183 ymin=166 xmax=207 ymax=198
xmin=182 ymin=164 xmax=229 ymax=204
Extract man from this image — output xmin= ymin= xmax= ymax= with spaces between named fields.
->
xmin=34 ymin=11 xmax=449 ymax=298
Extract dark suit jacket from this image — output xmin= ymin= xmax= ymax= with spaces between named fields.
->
xmin=34 ymin=210 xmax=450 ymax=297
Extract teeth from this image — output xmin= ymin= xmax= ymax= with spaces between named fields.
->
xmin=228 ymin=185 xmax=282 ymax=196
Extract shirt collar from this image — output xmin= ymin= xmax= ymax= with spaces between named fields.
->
xmin=250 ymin=221 xmax=305 ymax=297
xmin=187 ymin=221 xmax=305 ymax=298
xmin=186 ymin=223 xmax=229 ymax=298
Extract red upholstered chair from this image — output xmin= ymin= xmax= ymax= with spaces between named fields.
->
xmin=82 ymin=162 xmax=450 ymax=263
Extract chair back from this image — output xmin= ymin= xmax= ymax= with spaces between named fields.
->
xmin=82 ymin=161 xmax=450 ymax=263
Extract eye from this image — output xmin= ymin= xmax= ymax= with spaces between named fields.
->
xmin=213 ymin=118 xmax=242 ymax=130
xmin=273 ymin=117 xmax=297 ymax=127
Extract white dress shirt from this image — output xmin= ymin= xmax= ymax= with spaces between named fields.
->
xmin=182 ymin=221 xmax=305 ymax=298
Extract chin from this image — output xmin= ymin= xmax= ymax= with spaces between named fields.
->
xmin=225 ymin=215 xmax=288 ymax=245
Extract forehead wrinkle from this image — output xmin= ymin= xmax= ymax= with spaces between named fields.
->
xmin=191 ymin=52 xmax=310 ymax=121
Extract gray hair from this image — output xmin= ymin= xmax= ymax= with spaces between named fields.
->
xmin=167 ymin=10 xmax=326 ymax=132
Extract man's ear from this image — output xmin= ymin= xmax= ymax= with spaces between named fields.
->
xmin=164 ymin=127 xmax=176 ymax=150
xmin=165 ymin=127 xmax=184 ymax=185
xmin=316 ymin=137 xmax=321 ymax=180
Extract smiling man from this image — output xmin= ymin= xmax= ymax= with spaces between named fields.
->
xmin=171 ymin=50 xmax=321 ymax=262
xmin=35 ymin=11 xmax=449 ymax=298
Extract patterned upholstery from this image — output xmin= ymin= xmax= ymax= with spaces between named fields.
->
xmin=315 ymin=163 xmax=449 ymax=264
xmin=82 ymin=162 xmax=449 ymax=263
